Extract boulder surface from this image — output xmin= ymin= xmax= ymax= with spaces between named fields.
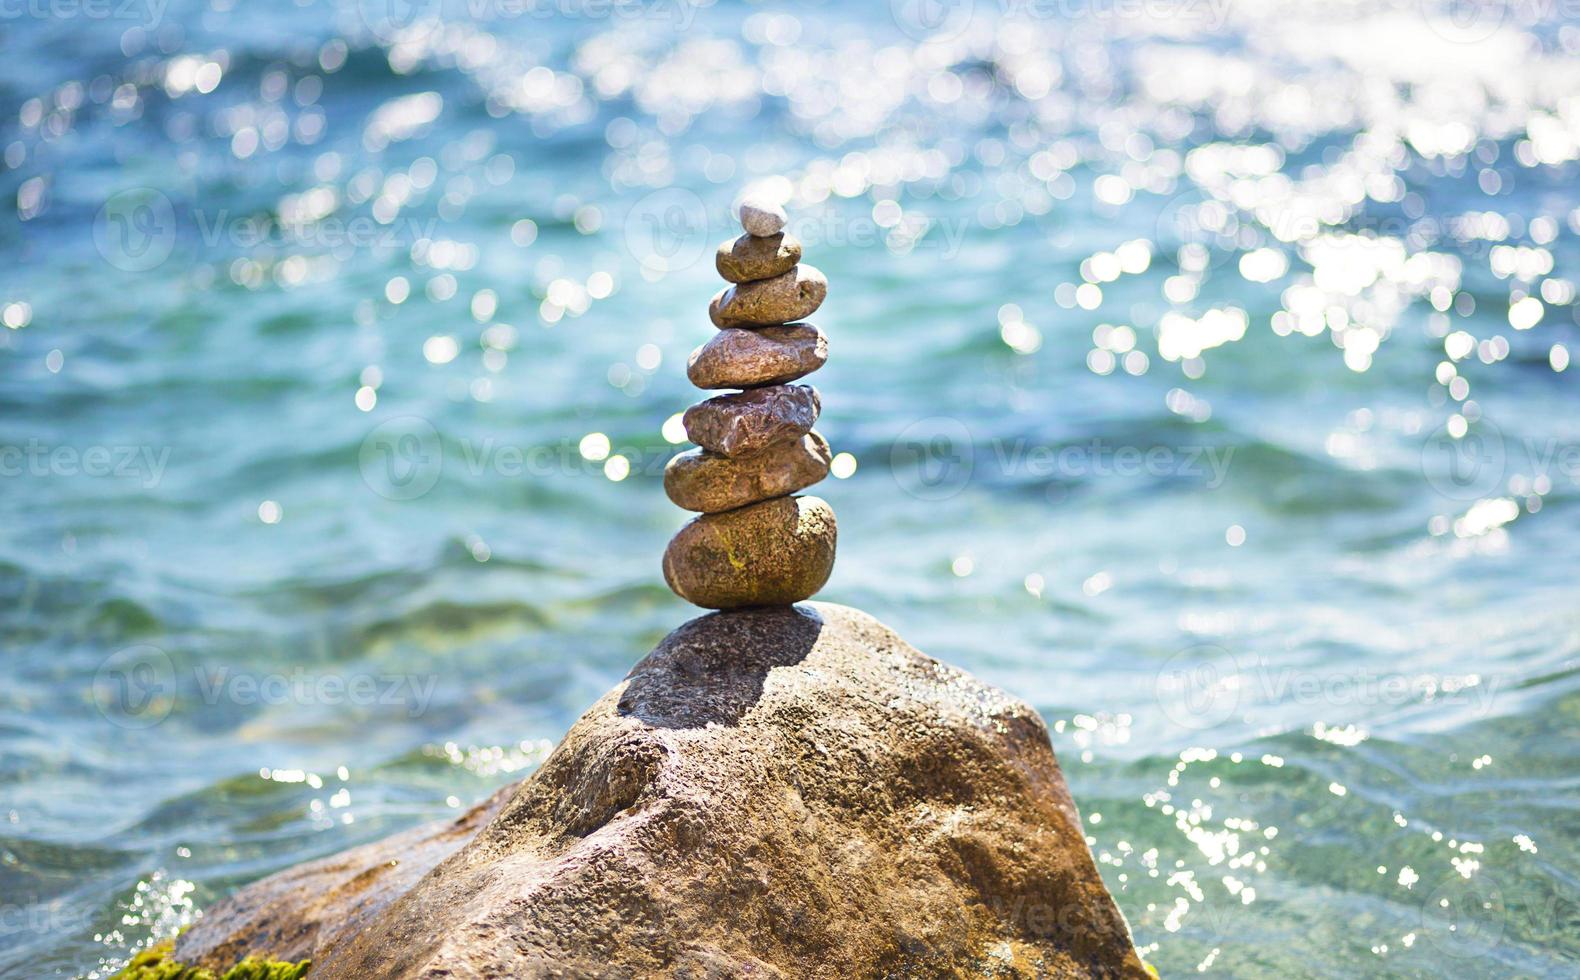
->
xmin=173 ymin=604 xmax=1148 ymax=979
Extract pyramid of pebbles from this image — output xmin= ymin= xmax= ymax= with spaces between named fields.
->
xmin=662 ymin=195 xmax=837 ymax=609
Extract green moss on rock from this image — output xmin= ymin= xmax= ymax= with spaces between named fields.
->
xmin=113 ymin=940 xmax=310 ymax=980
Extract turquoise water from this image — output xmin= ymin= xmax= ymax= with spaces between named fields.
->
xmin=3 ymin=1 xmax=1580 ymax=976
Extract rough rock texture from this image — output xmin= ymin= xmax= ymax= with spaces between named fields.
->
xmin=172 ymin=784 xmax=514 ymax=972
xmin=738 ymin=196 xmax=788 ymax=237
xmin=665 ymin=431 xmax=832 ymax=513
xmin=663 ymin=495 xmax=837 ymax=608
xmin=716 ymin=232 xmax=801 ymax=283
xmin=709 ymin=265 xmax=827 ymax=328
xmin=687 ymin=324 xmax=828 ymax=389
xmin=683 ymin=384 xmax=821 ymax=458
xmin=174 ymin=604 xmax=1148 ymax=980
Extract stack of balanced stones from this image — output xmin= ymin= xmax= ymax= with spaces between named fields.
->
xmin=661 ymin=195 xmax=837 ymax=609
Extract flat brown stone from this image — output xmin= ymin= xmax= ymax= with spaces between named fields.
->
xmin=687 ymin=324 xmax=828 ymax=389
xmin=665 ymin=431 xmax=832 ymax=513
xmin=662 ymin=495 xmax=836 ymax=608
xmin=715 ymin=232 xmax=802 ymax=283
xmin=709 ymin=265 xmax=827 ymax=328
xmin=171 ymin=603 xmax=1149 ymax=979
xmin=683 ymin=384 xmax=820 ymax=458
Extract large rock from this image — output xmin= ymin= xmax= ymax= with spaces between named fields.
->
xmin=172 ymin=604 xmax=1147 ymax=980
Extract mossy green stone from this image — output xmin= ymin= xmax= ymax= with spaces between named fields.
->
xmin=662 ymin=495 xmax=836 ymax=608
xmin=113 ymin=940 xmax=310 ymax=980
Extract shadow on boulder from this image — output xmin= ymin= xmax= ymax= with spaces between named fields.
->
xmin=617 ymin=604 xmax=823 ymax=729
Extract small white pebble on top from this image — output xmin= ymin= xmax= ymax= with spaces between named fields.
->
xmin=739 ymin=196 xmax=787 ymax=237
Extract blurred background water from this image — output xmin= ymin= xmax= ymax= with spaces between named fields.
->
xmin=2 ymin=0 xmax=1579 ymax=976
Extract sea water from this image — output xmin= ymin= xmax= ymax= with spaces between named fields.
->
xmin=1 ymin=1 xmax=1578 ymax=976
